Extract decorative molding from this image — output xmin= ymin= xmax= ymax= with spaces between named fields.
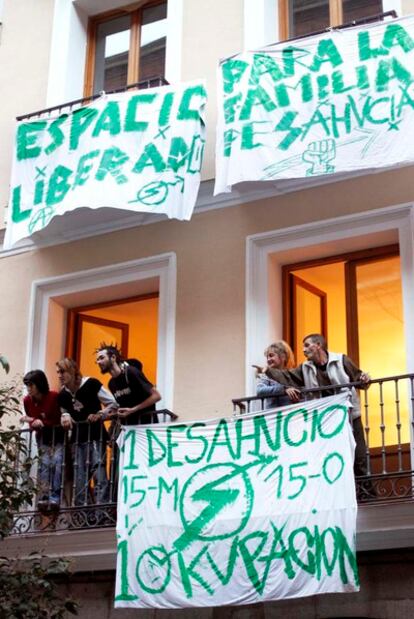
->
xmin=245 ymin=203 xmax=414 ymax=396
xmin=0 ymin=168 xmax=388 ymax=259
xmin=27 ymin=252 xmax=176 ymax=410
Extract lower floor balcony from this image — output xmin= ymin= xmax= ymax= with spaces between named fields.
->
xmin=8 ymin=373 xmax=414 ymax=541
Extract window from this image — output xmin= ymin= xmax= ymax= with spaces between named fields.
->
xmin=283 ymin=245 xmax=408 ymax=449
xmin=279 ymin=0 xmax=383 ymax=40
xmin=65 ymin=294 xmax=159 ymax=387
xmin=84 ymin=1 xmax=167 ymax=96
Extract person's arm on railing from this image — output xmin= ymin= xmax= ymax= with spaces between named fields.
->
xmin=118 ymin=388 xmax=161 ymax=420
xmin=87 ymin=385 xmax=118 ymax=422
xmin=343 ymin=356 xmax=371 ymax=388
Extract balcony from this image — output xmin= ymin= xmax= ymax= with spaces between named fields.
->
xmin=16 ymin=76 xmax=169 ymax=122
xmin=233 ymin=373 xmax=414 ymax=506
xmin=6 ymin=373 xmax=414 ymax=540
xmin=10 ymin=410 xmax=177 ymax=537
xmin=5 ymin=76 xmax=171 ymax=251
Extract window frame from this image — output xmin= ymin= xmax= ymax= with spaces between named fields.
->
xmin=278 ymin=0 xmax=382 ymax=40
xmin=83 ymin=0 xmax=166 ymax=97
xmin=282 ymin=243 xmax=399 ymax=365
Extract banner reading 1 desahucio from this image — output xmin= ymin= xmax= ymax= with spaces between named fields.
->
xmin=4 ymin=81 xmax=207 ymax=249
xmin=115 ymin=392 xmax=359 ymax=609
xmin=215 ymin=15 xmax=414 ymax=194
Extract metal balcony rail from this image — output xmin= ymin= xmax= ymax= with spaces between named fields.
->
xmin=16 ymin=76 xmax=169 ymax=121
xmin=233 ymin=373 xmax=414 ymax=505
xmin=8 ymin=409 xmax=177 ymax=536
xmin=280 ymin=10 xmax=398 ymax=45
xmin=223 ymin=11 xmax=397 ymax=63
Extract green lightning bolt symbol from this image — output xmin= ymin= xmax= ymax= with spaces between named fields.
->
xmin=174 ymin=468 xmax=241 ymax=552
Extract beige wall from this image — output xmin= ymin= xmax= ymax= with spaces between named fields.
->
xmin=402 ymin=0 xmax=414 ymax=16
xmin=2 ymin=164 xmax=414 ymax=420
xmin=0 ymin=0 xmax=54 ymax=224
xmin=181 ymin=0 xmax=243 ymax=180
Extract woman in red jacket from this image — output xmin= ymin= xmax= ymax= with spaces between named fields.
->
xmin=22 ymin=370 xmax=64 ymax=510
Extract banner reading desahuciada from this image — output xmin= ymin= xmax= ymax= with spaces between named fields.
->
xmin=115 ymin=392 xmax=359 ymax=609
xmin=5 ymin=81 xmax=206 ymax=249
xmin=215 ymin=15 xmax=414 ymax=194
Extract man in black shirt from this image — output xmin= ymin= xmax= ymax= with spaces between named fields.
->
xmin=95 ymin=344 xmax=161 ymax=426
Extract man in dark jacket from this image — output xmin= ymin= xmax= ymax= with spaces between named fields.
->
xmin=95 ymin=344 xmax=161 ymax=426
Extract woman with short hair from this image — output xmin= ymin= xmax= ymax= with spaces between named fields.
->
xmin=254 ymin=341 xmax=300 ymax=409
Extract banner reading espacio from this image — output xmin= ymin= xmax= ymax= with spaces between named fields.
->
xmin=215 ymin=15 xmax=414 ymax=194
xmin=115 ymin=392 xmax=359 ymax=609
xmin=4 ymin=81 xmax=206 ymax=249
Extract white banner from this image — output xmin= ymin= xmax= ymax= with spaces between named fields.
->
xmin=215 ymin=15 xmax=414 ymax=194
xmin=5 ymin=81 xmax=206 ymax=249
xmin=115 ymin=393 xmax=359 ymax=609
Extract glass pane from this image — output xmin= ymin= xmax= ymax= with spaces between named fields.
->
xmin=343 ymin=0 xmax=383 ymax=24
xmin=356 ymin=256 xmax=408 ymax=449
xmin=289 ymin=0 xmax=330 ymax=38
xmin=93 ymin=15 xmax=131 ymax=94
xmin=139 ymin=2 xmax=167 ymax=81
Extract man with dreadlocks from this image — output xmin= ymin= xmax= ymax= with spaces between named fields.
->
xmin=95 ymin=343 xmax=161 ymax=426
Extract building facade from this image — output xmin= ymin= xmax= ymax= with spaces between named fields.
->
xmin=2 ymin=1 xmax=414 ymax=617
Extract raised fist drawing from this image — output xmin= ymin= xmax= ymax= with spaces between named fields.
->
xmin=302 ymin=139 xmax=336 ymax=176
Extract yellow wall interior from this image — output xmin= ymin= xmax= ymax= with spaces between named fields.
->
xmin=291 ymin=256 xmax=407 ymax=449
xmin=76 ymin=296 xmax=159 ymax=389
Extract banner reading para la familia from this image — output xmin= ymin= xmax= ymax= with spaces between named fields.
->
xmin=115 ymin=392 xmax=359 ymax=609
xmin=215 ymin=15 xmax=414 ymax=194
xmin=4 ymin=81 xmax=206 ymax=249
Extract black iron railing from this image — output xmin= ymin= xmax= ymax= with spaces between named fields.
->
xmin=233 ymin=373 xmax=414 ymax=505
xmin=16 ymin=76 xmax=169 ymax=121
xmin=9 ymin=375 xmax=414 ymax=536
xmin=10 ymin=409 xmax=177 ymax=536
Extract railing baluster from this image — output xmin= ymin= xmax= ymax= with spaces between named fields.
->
xmin=362 ymin=387 xmax=371 ymax=476
xmin=395 ymin=379 xmax=403 ymax=472
xmin=60 ymin=430 xmax=67 ymax=506
xmin=16 ymin=76 xmax=169 ymax=121
xmin=72 ymin=426 xmax=79 ymax=508
xmin=378 ymin=381 xmax=387 ymax=474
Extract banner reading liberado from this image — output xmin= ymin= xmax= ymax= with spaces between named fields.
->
xmin=4 ymin=81 xmax=206 ymax=249
xmin=215 ymin=15 xmax=414 ymax=194
xmin=115 ymin=392 xmax=359 ymax=609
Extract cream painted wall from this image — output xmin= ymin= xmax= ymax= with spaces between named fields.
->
xmin=180 ymin=0 xmax=243 ymax=180
xmin=0 ymin=0 xmax=54 ymax=224
xmin=2 ymin=164 xmax=414 ymax=420
xmin=402 ymin=0 xmax=414 ymax=15
xmin=45 ymin=298 xmax=66 ymax=391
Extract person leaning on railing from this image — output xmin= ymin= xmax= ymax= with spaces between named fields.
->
xmin=253 ymin=341 xmax=301 ymax=409
xmin=21 ymin=369 xmax=65 ymax=511
xmin=266 ymin=334 xmax=371 ymax=485
xmin=56 ymin=358 xmax=118 ymax=507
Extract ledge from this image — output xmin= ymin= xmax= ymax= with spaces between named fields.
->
xmin=2 ymin=501 xmax=414 ymax=572
xmin=0 ymin=165 xmax=396 ymax=259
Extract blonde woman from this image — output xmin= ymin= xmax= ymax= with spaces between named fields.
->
xmin=255 ymin=341 xmax=300 ymax=409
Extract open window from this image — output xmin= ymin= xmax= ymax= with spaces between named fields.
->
xmin=65 ymin=294 xmax=159 ymax=387
xmin=283 ymin=244 xmax=409 ymax=469
xmin=84 ymin=1 xmax=167 ymax=96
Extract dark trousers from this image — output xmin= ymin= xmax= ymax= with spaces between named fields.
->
xmin=352 ymin=416 xmax=376 ymax=499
